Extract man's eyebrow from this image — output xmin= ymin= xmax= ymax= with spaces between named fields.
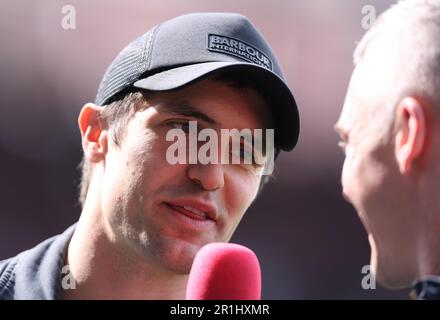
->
xmin=158 ymin=101 xmax=218 ymax=125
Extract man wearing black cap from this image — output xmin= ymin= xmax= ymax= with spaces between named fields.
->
xmin=0 ymin=13 xmax=299 ymax=299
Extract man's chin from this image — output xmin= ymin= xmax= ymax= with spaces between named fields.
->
xmin=371 ymin=240 xmax=414 ymax=289
xmin=154 ymin=238 xmax=205 ymax=274
xmin=375 ymin=265 xmax=414 ymax=289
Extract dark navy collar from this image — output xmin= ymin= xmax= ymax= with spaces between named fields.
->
xmin=412 ymin=276 xmax=440 ymax=300
xmin=1 ymin=224 xmax=76 ymax=299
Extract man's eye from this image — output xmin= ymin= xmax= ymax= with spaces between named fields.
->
xmin=230 ymin=145 xmax=263 ymax=168
xmin=170 ymin=121 xmax=190 ymax=133
xmin=231 ymin=147 xmax=252 ymax=160
xmin=241 ymin=146 xmax=254 ymax=161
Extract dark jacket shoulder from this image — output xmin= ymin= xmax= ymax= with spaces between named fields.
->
xmin=0 ymin=225 xmax=76 ymax=300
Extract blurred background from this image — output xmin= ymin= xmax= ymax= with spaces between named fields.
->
xmin=0 ymin=0 xmax=408 ymax=299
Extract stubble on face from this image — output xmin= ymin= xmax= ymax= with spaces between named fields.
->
xmin=100 ymin=80 xmax=268 ymax=274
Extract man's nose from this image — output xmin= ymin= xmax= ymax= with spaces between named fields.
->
xmin=186 ymin=162 xmax=225 ymax=191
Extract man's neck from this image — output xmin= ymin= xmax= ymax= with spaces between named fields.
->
xmin=414 ymin=199 xmax=440 ymax=280
xmin=62 ymin=207 xmax=188 ymax=300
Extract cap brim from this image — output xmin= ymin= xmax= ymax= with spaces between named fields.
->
xmin=133 ymin=61 xmax=299 ymax=151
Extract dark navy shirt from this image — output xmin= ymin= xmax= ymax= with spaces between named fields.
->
xmin=412 ymin=276 xmax=440 ymax=300
xmin=0 ymin=224 xmax=76 ymax=300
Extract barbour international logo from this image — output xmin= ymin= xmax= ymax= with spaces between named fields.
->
xmin=207 ymin=34 xmax=273 ymax=71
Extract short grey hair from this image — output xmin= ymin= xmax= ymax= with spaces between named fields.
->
xmin=354 ymin=0 xmax=440 ymax=108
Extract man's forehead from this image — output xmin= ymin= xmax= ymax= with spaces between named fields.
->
xmin=149 ymin=80 xmax=273 ymax=130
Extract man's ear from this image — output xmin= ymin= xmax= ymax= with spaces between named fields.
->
xmin=78 ymin=103 xmax=108 ymax=163
xmin=394 ymin=97 xmax=428 ymax=174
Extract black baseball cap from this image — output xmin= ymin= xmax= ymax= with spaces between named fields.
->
xmin=95 ymin=12 xmax=300 ymax=151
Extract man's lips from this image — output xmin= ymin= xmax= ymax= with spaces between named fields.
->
xmin=164 ymin=199 xmax=218 ymax=222
xmin=167 ymin=203 xmax=208 ymax=221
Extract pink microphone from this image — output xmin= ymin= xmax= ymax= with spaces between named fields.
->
xmin=186 ymin=242 xmax=261 ymax=300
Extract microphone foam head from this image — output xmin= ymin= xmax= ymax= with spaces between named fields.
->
xmin=186 ymin=242 xmax=261 ymax=300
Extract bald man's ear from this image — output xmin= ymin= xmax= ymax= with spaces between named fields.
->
xmin=78 ymin=103 xmax=108 ymax=163
xmin=394 ymin=97 xmax=428 ymax=174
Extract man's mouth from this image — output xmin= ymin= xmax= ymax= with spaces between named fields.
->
xmin=165 ymin=199 xmax=218 ymax=222
xmin=167 ymin=203 xmax=209 ymax=221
